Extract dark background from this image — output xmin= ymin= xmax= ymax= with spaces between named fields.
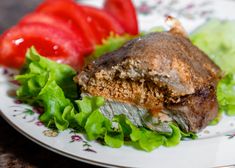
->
xmin=0 ymin=0 xmax=98 ymax=167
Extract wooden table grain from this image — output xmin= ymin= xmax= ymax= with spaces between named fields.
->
xmin=0 ymin=1 xmax=98 ymax=167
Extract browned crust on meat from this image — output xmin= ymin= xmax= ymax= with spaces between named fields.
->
xmin=78 ymin=32 xmax=221 ymax=96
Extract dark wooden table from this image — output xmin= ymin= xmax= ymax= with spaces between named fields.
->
xmin=0 ymin=1 xmax=99 ymax=167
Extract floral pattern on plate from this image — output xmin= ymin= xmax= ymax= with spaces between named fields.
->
xmin=136 ymin=0 xmax=213 ymax=19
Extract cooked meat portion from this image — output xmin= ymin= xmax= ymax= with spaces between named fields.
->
xmin=165 ymin=87 xmax=218 ymax=132
xmin=75 ymin=29 xmax=222 ymax=132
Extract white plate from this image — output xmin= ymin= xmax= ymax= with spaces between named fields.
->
xmin=1 ymin=0 xmax=235 ymax=167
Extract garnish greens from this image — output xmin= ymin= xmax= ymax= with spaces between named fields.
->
xmin=85 ymin=33 xmax=134 ymax=63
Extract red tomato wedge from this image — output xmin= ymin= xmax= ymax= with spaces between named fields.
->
xmin=81 ymin=6 xmax=125 ymax=43
xmin=35 ymin=0 xmax=100 ymax=44
xmin=19 ymin=13 xmax=93 ymax=54
xmin=0 ymin=23 xmax=84 ymax=69
xmin=104 ymin=0 xmax=139 ymax=35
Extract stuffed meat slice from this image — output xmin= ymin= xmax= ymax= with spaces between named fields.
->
xmin=75 ymin=21 xmax=222 ymax=133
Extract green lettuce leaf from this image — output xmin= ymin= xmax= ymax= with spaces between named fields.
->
xmin=86 ymin=34 xmax=134 ymax=63
xmin=140 ymin=26 xmax=165 ymax=36
xmin=85 ymin=109 xmax=110 ymax=140
xmin=104 ymin=123 xmax=124 ymax=148
xmin=180 ymin=129 xmax=198 ymax=139
xmin=217 ymin=74 xmax=235 ymax=116
xmin=163 ymin=124 xmax=181 ymax=147
xmin=112 ymin=115 xmax=194 ymax=151
xmin=137 ymin=129 xmax=164 ymax=152
xmin=190 ymin=19 xmax=235 ymax=74
xmin=37 ymin=79 xmax=72 ymax=130
xmin=16 ymin=47 xmax=78 ymax=130
xmin=75 ymin=97 xmax=124 ymax=148
xmin=75 ymin=96 xmax=105 ymax=127
xmin=16 ymin=47 xmax=77 ymax=100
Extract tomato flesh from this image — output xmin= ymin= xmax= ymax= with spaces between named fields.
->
xmin=19 ymin=13 xmax=93 ymax=54
xmin=81 ymin=6 xmax=124 ymax=43
xmin=104 ymin=0 xmax=139 ymax=35
xmin=14 ymin=37 xmax=66 ymax=59
xmin=36 ymin=0 xmax=99 ymax=44
xmin=0 ymin=23 xmax=84 ymax=69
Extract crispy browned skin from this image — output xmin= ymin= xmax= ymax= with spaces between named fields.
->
xmin=75 ymin=32 xmax=222 ymax=132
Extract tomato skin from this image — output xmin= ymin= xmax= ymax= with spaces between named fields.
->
xmin=19 ymin=13 xmax=93 ymax=54
xmin=35 ymin=0 xmax=100 ymax=44
xmin=81 ymin=6 xmax=125 ymax=43
xmin=104 ymin=0 xmax=139 ymax=35
xmin=0 ymin=23 xmax=84 ymax=69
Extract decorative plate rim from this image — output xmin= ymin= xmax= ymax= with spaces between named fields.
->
xmin=0 ymin=109 xmax=126 ymax=168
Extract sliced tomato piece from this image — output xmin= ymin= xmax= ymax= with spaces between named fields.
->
xmin=19 ymin=12 xmax=93 ymax=54
xmin=104 ymin=0 xmax=139 ymax=35
xmin=0 ymin=23 xmax=84 ymax=69
xmin=81 ymin=6 xmax=125 ymax=43
xmin=35 ymin=0 xmax=100 ymax=44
